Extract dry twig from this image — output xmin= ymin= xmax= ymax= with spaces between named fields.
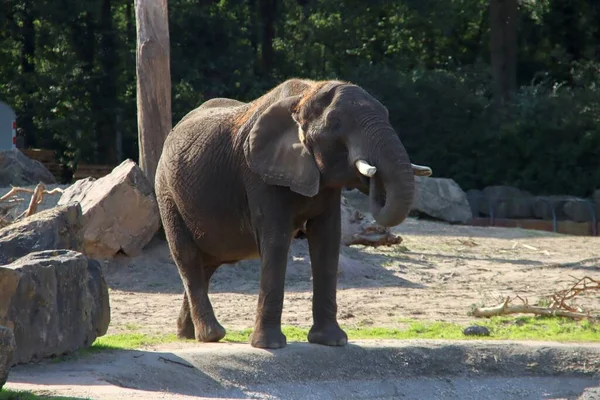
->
xmin=0 ymin=183 xmax=64 ymax=226
xmin=471 ymin=276 xmax=600 ymax=320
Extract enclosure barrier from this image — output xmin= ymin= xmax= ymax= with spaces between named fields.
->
xmin=467 ymin=193 xmax=598 ymax=236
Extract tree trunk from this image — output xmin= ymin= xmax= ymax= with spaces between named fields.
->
xmin=20 ymin=0 xmax=35 ymax=148
xmin=490 ymin=0 xmax=518 ymax=106
xmin=135 ymin=0 xmax=172 ymax=188
xmin=258 ymin=0 xmax=276 ymax=76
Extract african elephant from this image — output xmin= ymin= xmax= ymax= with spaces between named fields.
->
xmin=154 ymin=78 xmax=431 ymax=349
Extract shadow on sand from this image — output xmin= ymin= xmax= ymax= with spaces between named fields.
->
xmin=101 ymin=237 xmax=426 ymax=295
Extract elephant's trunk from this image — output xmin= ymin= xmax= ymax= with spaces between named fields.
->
xmin=359 ymin=127 xmax=415 ymax=227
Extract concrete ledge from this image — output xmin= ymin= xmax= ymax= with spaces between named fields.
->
xmin=6 ymin=340 xmax=600 ymax=400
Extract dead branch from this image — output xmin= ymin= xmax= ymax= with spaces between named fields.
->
xmin=0 ymin=183 xmax=65 ymax=226
xmin=471 ymin=276 xmax=600 ymax=320
xmin=24 ymin=183 xmax=45 ymax=217
xmin=0 ymin=185 xmax=63 ymax=203
xmin=472 ymin=297 xmax=595 ymax=319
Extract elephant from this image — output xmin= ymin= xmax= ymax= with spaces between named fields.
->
xmin=154 ymin=78 xmax=432 ymax=349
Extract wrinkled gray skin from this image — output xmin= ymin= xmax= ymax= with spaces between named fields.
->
xmin=155 ymin=79 xmax=426 ymax=349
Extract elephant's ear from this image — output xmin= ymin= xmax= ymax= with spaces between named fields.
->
xmin=244 ymin=95 xmax=320 ymax=197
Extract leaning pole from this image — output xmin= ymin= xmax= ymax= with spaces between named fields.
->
xmin=134 ymin=0 xmax=172 ymax=188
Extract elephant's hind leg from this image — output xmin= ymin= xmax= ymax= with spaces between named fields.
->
xmin=177 ymin=264 xmax=220 ymax=340
xmin=159 ymin=197 xmax=225 ymax=342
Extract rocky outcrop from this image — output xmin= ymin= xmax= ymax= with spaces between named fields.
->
xmin=58 ymin=159 xmax=161 ymax=258
xmin=0 ymin=250 xmax=110 ymax=365
xmin=0 ymin=325 xmax=14 ymax=389
xmin=411 ymin=176 xmax=472 ymax=223
xmin=0 ymin=203 xmax=83 ymax=265
xmin=0 ymin=149 xmax=56 ymax=187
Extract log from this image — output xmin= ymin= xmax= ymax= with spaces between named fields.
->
xmin=135 ymin=0 xmax=172 ymax=188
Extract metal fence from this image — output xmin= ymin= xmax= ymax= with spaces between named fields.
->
xmin=467 ymin=193 xmax=598 ymax=236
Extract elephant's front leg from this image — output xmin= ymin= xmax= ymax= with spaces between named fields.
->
xmin=250 ymin=207 xmax=293 ymax=349
xmin=305 ymin=192 xmax=348 ymax=346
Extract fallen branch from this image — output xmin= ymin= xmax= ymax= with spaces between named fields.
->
xmin=471 ymin=296 xmax=595 ymax=319
xmin=471 ymin=277 xmax=600 ymax=321
xmin=0 ymin=183 xmax=64 ymax=226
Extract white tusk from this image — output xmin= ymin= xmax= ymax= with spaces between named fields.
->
xmin=355 ymin=160 xmax=377 ymax=177
xmin=412 ymin=163 xmax=432 ymax=177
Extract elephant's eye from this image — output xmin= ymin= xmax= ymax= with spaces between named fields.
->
xmin=328 ymin=117 xmax=341 ymax=132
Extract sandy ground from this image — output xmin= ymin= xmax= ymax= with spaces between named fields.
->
xmin=102 ymin=217 xmax=600 ymax=336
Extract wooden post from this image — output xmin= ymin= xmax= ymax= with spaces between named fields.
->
xmin=135 ymin=0 xmax=171 ymax=188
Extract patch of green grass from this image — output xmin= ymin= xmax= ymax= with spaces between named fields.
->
xmin=223 ymin=317 xmax=600 ymax=343
xmin=85 ymin=316 xmax=599 ymax=353
xmin=0 ymin=389 xmax=88 ymax=400
xmin=88 ymin=332 xmax=181 ymax=352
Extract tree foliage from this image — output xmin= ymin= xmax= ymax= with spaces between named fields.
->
xmin=1 ymin=0 xmax=599 ymax=196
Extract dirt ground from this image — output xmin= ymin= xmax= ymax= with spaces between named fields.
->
xmin=102 ymin=217 xmax=600 ymax=336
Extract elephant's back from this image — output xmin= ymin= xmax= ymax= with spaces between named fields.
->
xmin=156 ymin=104 xmax=252 ymax=245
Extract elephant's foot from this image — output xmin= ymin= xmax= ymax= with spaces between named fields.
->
xmin=194 ymin=319 xmax=226 ymax=343
xmin=177 ymin=317 xmax=195 ymax=340
xmin=250 ymin=326 xmax=287 ymax=349
xmin=308 ymin=322 xmax=348 ymax=346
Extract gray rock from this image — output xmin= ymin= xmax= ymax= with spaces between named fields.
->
xmin=594 ymin=189 xmax=600 ymax=217
xmin=0 ymin=325 xmax=15 ymax=389
xmin=342 ymin=188 xmax=370 ymax=214
xmin=0 ymin=203 xmax=83 ymax=265
xmin=466 ymin=189 xmax=484 ymax=218
xmin=533 ymin=196 xmax=571 ymax=221
xmin=58 ymin=159 xmax=160 ymax=258
xmin=480 ymin=186 xmax=535 ymax=219
xmin=0 ymin=250 xmax=110 ymax=365
xmin=563 ymin=198 xmax=595 ymax=222
xmin=0 ymin=149 xmax=56 ymax=187
xmin=411 ymin=176 xmax=472 ymax=224
xmin=463 ymin=325 xmax=490 ymax=336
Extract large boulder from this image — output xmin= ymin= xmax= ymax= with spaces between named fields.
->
xmin=563 ymin=197 xmax=595 ymax=222
xmin=0 ymin=250 xmax=110 ymax=365
xmin=478 ymin=186 xmax=535 ymax=219
xmin=342 ymin=188 xmax=370 ymax=214
xmin=466 ymin=189 xmax=484 ymax=218
xmin=594 ymin=190 xmax=600 ymax=221
xmin=0 ymin=203 xmax=83 ymax=265
xmin=411 ymin=176 xmax=472 ymax=224
xmin=0 ymin=325 xmax=15 ymax=389
xmin=58 ymin=159 xmax=160 ymax=258
xmin=533 ymin=195 xmax=571 ymax=221
xmin=0 ymin=149 xmax=56 ymax=187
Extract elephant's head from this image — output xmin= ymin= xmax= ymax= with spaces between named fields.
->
xmin=244 ymin=81 xmax=432 ymax=227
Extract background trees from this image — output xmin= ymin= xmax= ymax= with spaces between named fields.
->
xmin=1 ymin=0 xmax=599 ymax=196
